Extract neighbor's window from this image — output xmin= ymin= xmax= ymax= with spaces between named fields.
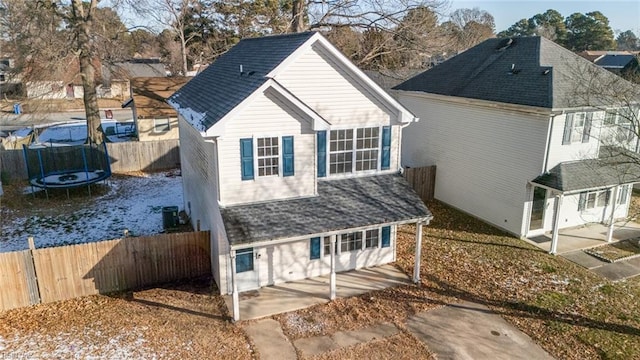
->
xmin=571 ymin=113 xmax=586 ymax=143
xmin=580 ymin=190 xmax=610 ymax=210
xmin=365 ymin=229 xmax=379 ymax=249
xmin=604 ymin=110 xmax=619 ymax=126
xmin=153 ymin=118 xmax=170 ymax=133
xmin=256 ymin=137 xmax=279 ymax=176
xmin=340 ymin=232 xmax=362 ymax=252
xmin=618 ymin=185 xmax=630 ymax=205
xmin=329 ymin=127 xmax=380 ymax=174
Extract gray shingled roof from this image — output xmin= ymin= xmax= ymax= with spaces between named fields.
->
xmin=532 ymin=153 xmax=640 ymax=192
xmin=394 ymin=36 xmax=635 ymax=109
xmin=221 ymin=174 xmax=432 ymax=245
xmin=595 ymin=54 xmax=636 ymax=69
xmin=168 ymin=32 xmax=316 ymax=132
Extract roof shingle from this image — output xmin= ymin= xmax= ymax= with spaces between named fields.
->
xmin=221 ymin=174 xmax=432 ymax=245
xmin=168 ymin=32 xmax=316 ymax=132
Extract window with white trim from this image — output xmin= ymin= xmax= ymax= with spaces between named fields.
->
xmin=257 ymin=137 xmax=279 ymax=176
xmin=355 ymin=128 xmax=379 ymax=171
xmin=340 ymin=232 xmax=363 ymax=252
xmin=618 ymin=185 xmax=630 ymax=204
xmin=329 ymin=127 xmax=380 ymax=174
xmin=329 ymin=129 xmax=353 ymax=174
xmin=580 ymin=189 xmax=610 ymax=210
xmin=365 ymin=229 xmax=379 ymax=249
xmin=153 ymin=118 xmax=170 ymax=133
xmin=571 ymin=113 xmax=585 ymax=143
xmin=323 ymin=236 xmax=337 ymax=256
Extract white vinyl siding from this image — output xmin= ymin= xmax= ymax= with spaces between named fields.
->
xmin=217 ymin=88 xmax=316 ymax=206
xmin=546 ymin=112 xmax=602 ymax=169
xmin=178 ymin=116 xmax=230 ymax=294
xmin=398 ymin=94 xmax=549 ymax=236
xmin=556 ymin=191 xmax=629 ymax=229
xmin=252 ymin=225 xmax=397 ymax=287
xmin=276 ymin=43 xmax=402 ymax=173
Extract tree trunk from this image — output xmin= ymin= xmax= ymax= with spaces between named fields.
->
xmin=73 ymin=0 xmax=103 ymax=144
xmin=290 ymin=0 xmax=305 ymax=33
xmin=180 ymin=33 xmax=188 ymax=76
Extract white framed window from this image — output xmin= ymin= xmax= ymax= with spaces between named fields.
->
xmin=571 ymin=113 xmax=586 ymax=143
xmin=256 ymin=137 xmax=279 ymax=177
xmin=340 ymin=232 xmax=363 ymax=252
xmin=355 ymin=128 xmax=380 ymax=171
xmin=323 ymin=236 xmax=337 ymax=256
xmin=329 ymin=127 xmax=380 ymax=175
xmin=580 ymin=189 xmax=610 ymax=211
xmin=329 ymin=129 xmax=354 ymax=174
xmin=618 ymin=185 xmax=630 ymax=205
xmin=365 ymin=229 xmax=379 ymax=249
xmin=604 ymin=110 xmax=619 ymax=126
xmin=153 ymin=118 xmax=170 ymax=133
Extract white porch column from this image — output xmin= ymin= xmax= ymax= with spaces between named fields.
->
xmin=330 ymin=235 xmax=337 ymax=300
xmin=230 ymin=249 xmax=240 ymax=322
xmin=550 ymin=193 xmax=564 ymax=255
xmin=607 ymin=186 xmax=619 ymax=243
xmin=413 ymin=221 xmax=423 ymax=283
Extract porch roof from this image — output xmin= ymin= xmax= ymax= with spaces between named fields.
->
xmin=220 ymin=174 xmax=432 ymax=246
xmin=532 ymin=155 xmax=640 ymax=192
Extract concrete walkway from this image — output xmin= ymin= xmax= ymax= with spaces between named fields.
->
xmin=244 ymin=301 xmax=555 ymax=360
xmin=563 ymin=250 xmax=640 ymax=281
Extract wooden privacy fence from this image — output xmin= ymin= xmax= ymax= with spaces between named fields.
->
xmin=0 ymin=231 xmax=210 ymax=312
xmin=404 ymin=166 xmax=436 ymax=202
xmin=0 ymin=139 xmax=180 ymax=181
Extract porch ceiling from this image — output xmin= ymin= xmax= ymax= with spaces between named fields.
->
xmin=532 ymin=150 xmax=640 ymax=192
xmin=221 ymin=174 xmax=432 ymax=245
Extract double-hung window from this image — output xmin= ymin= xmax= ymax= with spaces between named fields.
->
xmin=329 ymin=127 xmax=380 ymax=174
xmin=240 ymin=136 xmax=294 ymax=180
xmin=579 ymin=190 xmax=610 ymax=211
xmin=365 ymin=229 xmax=379 ymax=249
xmin=571 ymin=113 xmax=586 ymax=143
xmin=340 ymin=232 xmax=363 ymax=252
xmin=257 ymin=137 xmax=279 ymax=176
xmin=153 ymin=118 xmax=171 ymax=133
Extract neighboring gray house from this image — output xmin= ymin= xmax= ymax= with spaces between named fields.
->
xmin=102 ymin=59 xmax=167 ymax=100
xmin=168 ymin=32 xmax=432 ymax=320
xmin=394 ymin=36 xmax=640 ymax=253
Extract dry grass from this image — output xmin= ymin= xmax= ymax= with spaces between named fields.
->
xmin=303 ymin=333 xmax=435 ymax=360
xmin=584 ymin=238 xmax=640 ymax=262
xmin=0 ymin=277 xmax=253 ymax=359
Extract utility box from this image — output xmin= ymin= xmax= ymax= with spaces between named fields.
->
xmin=162 ymin=206 xmax=179 ymax=230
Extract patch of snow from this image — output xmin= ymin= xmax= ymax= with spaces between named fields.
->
xmin=0 ymin=327 xmax=162 ymax=359
xmin=0 ymin=172 xmax=183 ymax=252
xmin=167 ymin=99 xmax=208 ymax=132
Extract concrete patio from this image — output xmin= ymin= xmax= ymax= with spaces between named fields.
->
xmin=223 ymin=264 xmax=411 ymax=321
xmin=526 ymin=221 xmax=640 ymax=281
xmin=526 ymin=221 xmax=640 ymax=254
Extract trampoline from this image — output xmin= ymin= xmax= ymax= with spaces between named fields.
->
xmin=23 ymin=142 xmax=112 ymax=198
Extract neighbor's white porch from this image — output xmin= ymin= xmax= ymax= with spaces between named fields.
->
xmin=526 ymin=221 xmax=640 ymax=254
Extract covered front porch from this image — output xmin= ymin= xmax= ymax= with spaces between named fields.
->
xmin=223 ymin=264 xmax=410 ymax=321
xmin=526 ymin=221 xmax=640 ymax=254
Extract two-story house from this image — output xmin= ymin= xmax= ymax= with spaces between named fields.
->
xmin=168 ymin=32 xmax=432 ymax=321
xmin=394 ymin=36 xmax=640 ymax=254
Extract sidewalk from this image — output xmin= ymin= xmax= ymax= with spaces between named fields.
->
xmin=244 ymin=301 xmax=555 ymax=359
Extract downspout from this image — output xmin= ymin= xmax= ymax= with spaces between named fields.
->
xmin=542 ymin=112 xmax=560 ymax=173
xmin=398 ymin=116 xmax=418 ymax=172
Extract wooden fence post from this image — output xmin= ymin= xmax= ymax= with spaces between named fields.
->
xmin=24 ymin=236 xmax=41 ymax=305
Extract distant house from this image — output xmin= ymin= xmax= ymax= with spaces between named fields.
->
xmin=394 ymin=36 xmax=640 ymax=253
xmin=168 ymin=32 xmax=432 ymax=321
xmin=579 ymin=50 xmax=640 ymax=75
xmin=102 ymin=59 xmax=167 ymax=100
xmin=125 ymin=77 xmax=190 ymax=141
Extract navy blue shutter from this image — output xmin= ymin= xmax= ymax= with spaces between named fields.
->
xmin=381 ymin=226 xmax=391 ymax=248
xmin=310 ymin=237 xmax=321 ymax=260
xmin=240 ymin=138 xmax=254 ymax=180
xmin=582 ymin=113 xmax=592 ymax=143
xmin=562 ymin=114 xmax=574 ymax=145
xmin=282 ymin=136 xmax=294 ymax=177
xmin=317 ymin=131 xmax=327 ymax=177
xmin=381 ymin=126 xmax=391 ymax=170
